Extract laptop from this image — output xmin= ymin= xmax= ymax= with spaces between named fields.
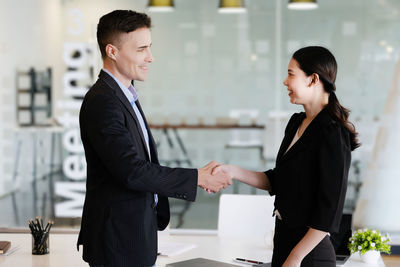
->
xmin=252 ymin=263 xmax=271 ymax=267
xmin=330 ymin=213 xmax=352 ymax=266
xmin=166 ymin=257 xmax=241 ymax=267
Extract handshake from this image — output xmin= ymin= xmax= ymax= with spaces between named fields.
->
xmin=197 ymin=161 xmax=233 ymax=193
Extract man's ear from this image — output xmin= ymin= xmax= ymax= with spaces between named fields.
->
xmin=105 ymin=44 xmax=118 ymax=60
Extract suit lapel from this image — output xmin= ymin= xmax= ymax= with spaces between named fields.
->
xmin=135 ymin=100 xmax=159 ymax=163
xmin=276 ymin=113 xmax=304 ymax=162
xmin=279 ymin=131 xmax=313 ymax=164
xmin=99 ymin=71 xmax=150 ymax=159
xmin=277 ymin=112 xmax=317 ymax=164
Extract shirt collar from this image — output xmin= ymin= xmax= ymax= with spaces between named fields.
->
xmin=102 ymin=68 xmax=139 ymax=102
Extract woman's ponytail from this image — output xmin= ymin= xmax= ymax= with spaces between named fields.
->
xmin=327 ymin=91 xmax=360 ymax=151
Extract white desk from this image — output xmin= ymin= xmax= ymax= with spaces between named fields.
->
xmin=0 ymin=232 xmax=385 ymax=267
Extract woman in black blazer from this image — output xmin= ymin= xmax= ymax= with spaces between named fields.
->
xmin=213 ymin=46 xmax=360 ymax=267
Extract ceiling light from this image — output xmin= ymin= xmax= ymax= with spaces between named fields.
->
xmin=288 ymin=0 xmax=318 ymax=10
xmin=147 ymin=0 xmax=174 ymax=12
xmin=218 ymin=0 xmax=246 ymax=14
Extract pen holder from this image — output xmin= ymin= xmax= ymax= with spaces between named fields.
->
xmin=32 ymin=233 xmax=49 ymax=255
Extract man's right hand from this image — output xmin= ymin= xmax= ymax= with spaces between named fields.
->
xmin=197 ymin=161 xmax=232 ymax=193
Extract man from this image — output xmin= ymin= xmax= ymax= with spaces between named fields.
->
xmin=77 ymin=10 xmax=231 ymax=267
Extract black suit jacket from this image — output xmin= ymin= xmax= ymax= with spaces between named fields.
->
xmin=265 ymin=108 xmax=351 ymax=233
xmin=77 ymin=70 xmax=198 ymax=267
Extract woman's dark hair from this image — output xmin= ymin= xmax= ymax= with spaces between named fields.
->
xmin=292 ymin=46 xmax=360 ymax=151
xmin=97 ymin=10 xmax=152 ymax=59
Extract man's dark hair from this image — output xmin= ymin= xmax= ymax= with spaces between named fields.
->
xmin=97 ymin=10 xmax=151 ymax=59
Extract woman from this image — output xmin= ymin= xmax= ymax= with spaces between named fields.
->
xmin=213 ymin=46 xmax=360 ymax=267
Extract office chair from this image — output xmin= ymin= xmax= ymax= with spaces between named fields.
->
xmin=218 ymin=194 xmax=276 ymax=248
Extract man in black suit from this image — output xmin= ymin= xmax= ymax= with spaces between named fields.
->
xmin=77 ymin=10 xmax=231 ymax=267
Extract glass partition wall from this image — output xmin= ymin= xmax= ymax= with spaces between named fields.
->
xmin=0 ymin=0 xmax=399 ymax=231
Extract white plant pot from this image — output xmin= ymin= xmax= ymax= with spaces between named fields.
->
xmin=360 ymin=250 xmax=380 ymax=263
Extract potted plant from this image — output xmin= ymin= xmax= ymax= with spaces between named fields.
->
xmin=348 ymin=229 xmax=391 ymax=263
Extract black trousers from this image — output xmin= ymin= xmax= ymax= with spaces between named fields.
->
xmin=272 ymin=219 xmax=336 ymax=267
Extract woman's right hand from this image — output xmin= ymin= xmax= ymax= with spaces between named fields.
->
xmin=211 ymin=164 xmax=235 ymax=180
xmin=213 ymin=165 xmax=270 ymax=191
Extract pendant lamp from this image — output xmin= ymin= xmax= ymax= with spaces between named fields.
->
xmin=147 ymin=0 xmax=174 ymax=12
xmin=218 ymin=0 xmax=246 ymax=14
xmin=288 ymin=0 xmax=318 ymax=10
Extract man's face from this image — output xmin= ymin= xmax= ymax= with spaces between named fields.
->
xmin=113 ymin=27 xmax=153 ymax=83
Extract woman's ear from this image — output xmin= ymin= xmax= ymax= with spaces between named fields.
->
xmin=309 ymin=73 xmax=320 ymax=86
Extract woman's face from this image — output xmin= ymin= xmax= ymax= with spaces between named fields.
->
xmin=283 ymin=58 xmax=314 ymax=105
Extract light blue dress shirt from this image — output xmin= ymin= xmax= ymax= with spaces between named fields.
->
xmin=102 ymin=69 xmax=157 ymax=206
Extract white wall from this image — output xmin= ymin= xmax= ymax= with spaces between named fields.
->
xmin=0 ymin=0 xmax=62 ymax=195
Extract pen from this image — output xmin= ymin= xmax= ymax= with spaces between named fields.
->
xmin=47 ymin=221 xmax=54 ymax=232
xmin=235 ymin=258 xmax=265 ymax=265
xmin=44 ymin=221 xmax=50 ymax=232
xmin=35 ymin=216 xmax=41 ymax=232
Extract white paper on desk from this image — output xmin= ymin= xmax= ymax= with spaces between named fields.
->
xmin=158 ymin=242 xmax=196 ymax=256
xmin=0 ymin=244 xmax=21 ymax=256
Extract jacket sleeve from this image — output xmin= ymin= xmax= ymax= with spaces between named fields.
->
xmin=309 ymin=123 xmax=351 ymax=233
xmin=81 ymin=91 xmax=198 ymax=201
xmin=264 ymin=169 xmax=276 ymax=196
